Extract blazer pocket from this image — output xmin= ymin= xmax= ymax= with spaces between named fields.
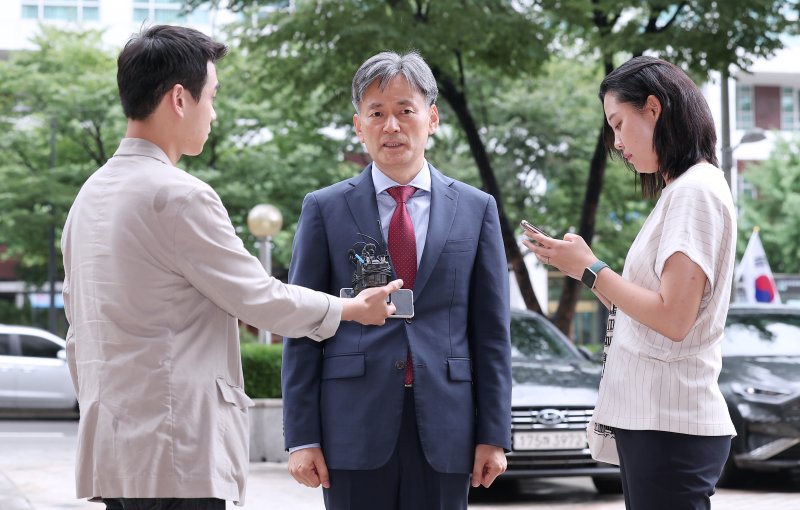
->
xmin=216 ymin=378 xmax=255 ymax=410
xmin=447 ymin=357 xmax=473 ymax=382
xmin=322 ymin=353 xmax=366 ymax=380
xmin=441 ymin=238 xmax=473 ymax=253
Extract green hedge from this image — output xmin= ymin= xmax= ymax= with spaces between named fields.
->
xmin=241 ymin=343 xmax=283 ymax=398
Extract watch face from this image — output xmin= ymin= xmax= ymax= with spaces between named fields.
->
xmin=581 ymin=267 xmax=596 ymax=288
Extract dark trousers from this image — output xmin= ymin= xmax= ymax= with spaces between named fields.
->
xmin=323 ymin=388 xmax=470 ymax=510
xmin=615 ymin=428 xmax=731 ymax=510
xmin=103 ymin=499 xmax=225 ymax=510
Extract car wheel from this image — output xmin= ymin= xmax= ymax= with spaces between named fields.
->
xmin=592 ymin=475 xmax=623 ymax=494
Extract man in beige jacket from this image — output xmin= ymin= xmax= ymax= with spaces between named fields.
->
xmin=61 ymin=25 xmax=401 ymax=510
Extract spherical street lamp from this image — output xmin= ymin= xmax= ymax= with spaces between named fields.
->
xmin=247 ymin=204 xmax=283 ymax=343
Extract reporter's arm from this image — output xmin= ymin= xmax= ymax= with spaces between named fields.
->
xmin=524 ymin=233 xmax=705 ymax=341
xmin=340 ymin=280 xmax=402 ymax=325
xmin=592 ymin=252 xmax=706 ymax=341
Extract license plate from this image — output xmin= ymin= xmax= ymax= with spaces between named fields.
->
xmin=513 ymin=431 xmax=588 ymax=451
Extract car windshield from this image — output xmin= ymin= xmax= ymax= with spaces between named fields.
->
xmin=723 ymin=312 xmax=800 ymax=357
xmin=510 ymin=314 xmax=580 ymax=362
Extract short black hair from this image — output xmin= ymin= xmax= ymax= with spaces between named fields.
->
xmin=117 ymin=25 xmax=228 ymax=121
xmin=598 ymin=56 xmax=718 ymax=198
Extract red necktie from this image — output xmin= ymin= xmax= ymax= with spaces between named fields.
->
xmin=387 ymin=186 xmax=417 ymax=385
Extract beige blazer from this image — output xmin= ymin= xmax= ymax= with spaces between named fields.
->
xmin=61 ymin=138 xmax=342 ymax=505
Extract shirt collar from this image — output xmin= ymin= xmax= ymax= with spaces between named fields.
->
xmin=113 ymin=138 xmax=173 ymax=166
xmin=371 ymin=161 xmax=432 ymax=196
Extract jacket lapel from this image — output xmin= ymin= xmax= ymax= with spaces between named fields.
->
xmin=414 ymin=165 xmax=458 ymax=298
xmin=344 ymin=166 xmax=385 ymax=253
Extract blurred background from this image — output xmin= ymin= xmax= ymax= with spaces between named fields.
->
xmin=0 ymin=0 xmax=799 ymax=345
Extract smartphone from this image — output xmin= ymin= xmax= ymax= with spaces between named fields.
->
xmin=520 ymin=219 xmax=551 ymax=238
xmin=339 ymin=287 xmax=414 ymax=319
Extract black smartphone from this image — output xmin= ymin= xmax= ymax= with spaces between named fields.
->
xmin=520 ymin=219 xmax=551 ymax=238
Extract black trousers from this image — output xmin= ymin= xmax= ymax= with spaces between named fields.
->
xmin=103 ymin=498 xmax=225 ymax=510
xmin=615 ymin=428 xmax=732 ymax=510
xmin=323 ymin=388 xmax=470 ymax=510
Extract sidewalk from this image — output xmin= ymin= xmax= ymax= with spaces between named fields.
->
xmin=231 ymin=463 xmax=324 ymax=509
xmin=3 ymin=460 xmax=799 ymax=510
xmin=0 ymin=461 xmax=324 ymax=510
xmin=0 ymin=471 xmax=34 ymax=510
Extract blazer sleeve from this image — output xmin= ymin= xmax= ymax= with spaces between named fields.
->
xmin=469 ymin=195 xmax=512 ymax=451
xmin=172 ymin=184 xmax=342 ymax=341
xmin=281 ymin=192 xmax=328 ymax=449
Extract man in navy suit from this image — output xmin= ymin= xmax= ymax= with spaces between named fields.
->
xmin=282 ymin=51 xmax=512 ymax=510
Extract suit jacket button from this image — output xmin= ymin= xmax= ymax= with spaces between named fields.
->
xmin=395 ymin=360 xmax=405 ymax=370
xmin=405 ymin=318 xmax=413 ymax=324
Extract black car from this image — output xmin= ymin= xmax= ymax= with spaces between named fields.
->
xmin=502 ymin=309 xmax=621 ymax=494
xmin=719 ymin=304 xmax=800 ymax=485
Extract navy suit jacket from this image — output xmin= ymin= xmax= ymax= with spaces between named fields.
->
xmin=282 ymin=164 xmax=511 ymax=473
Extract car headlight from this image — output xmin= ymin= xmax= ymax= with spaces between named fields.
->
xmin=732 ymin=383 xmax=796 ymax=404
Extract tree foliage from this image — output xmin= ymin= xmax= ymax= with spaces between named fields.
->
xmin=534 ymin=0 xmax=798 ymax=333
xmin=3 ymin=1 xmax=800 ymax=337
xmin=184 ymin=0 xmax=799 ymax=333
xmin=188 ymin=0 xmax=559 ymax=313
xmin=0 ymin=27 xmax=354 ymax=282
xmin=739 ymin=138 xmax=800 ymax=273
xmin=0 ymin=27 xmax=122 ymax=284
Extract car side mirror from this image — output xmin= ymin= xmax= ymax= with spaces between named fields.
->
xmin=57 ymin=349 xmax=67 ymax=361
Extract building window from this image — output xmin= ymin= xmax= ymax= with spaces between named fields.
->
xmin=21 ymin=4 xmax=39 ymax=18
xmin=21 ymin=0 xmax=100 ymax=22
xmin=736 ymin=84 xmax=754 ymax=130
xmin=782 ymin=87 xmax=796 ymax=131
xmin=133 ymin=1 xmax=210 ymax=25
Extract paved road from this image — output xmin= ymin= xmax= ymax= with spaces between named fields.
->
xmin=1 ymin=419 xmax=798 ymax=509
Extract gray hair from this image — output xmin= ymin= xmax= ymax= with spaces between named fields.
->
xmin=351 ymin=51 xmax=438 ymax=111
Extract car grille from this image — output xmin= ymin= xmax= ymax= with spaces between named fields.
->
xmin=508 ymin=408 xmax=600 ymax=471
xmin=512 ymin=408 xmax=593 ymax=430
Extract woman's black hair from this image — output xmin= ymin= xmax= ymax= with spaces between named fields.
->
xmin=598 ymin=56 xmax=718 ymax=198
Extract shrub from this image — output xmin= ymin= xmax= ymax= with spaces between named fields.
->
xmin=240 ymin=342 xmax=283 ymax=398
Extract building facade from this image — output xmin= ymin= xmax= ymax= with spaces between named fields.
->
xmin=0 ymin=1 xmax=245 ymax=56
xmin=704 ymin=37 xmax=800 ymax=202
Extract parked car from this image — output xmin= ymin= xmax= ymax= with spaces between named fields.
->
xmin=0 ymin=324 xmax=77 ymax=412
xmin=719 ymin=304 xmax=800 ymax=485
xmin=502 ymin=309 xmax=621 ymax=494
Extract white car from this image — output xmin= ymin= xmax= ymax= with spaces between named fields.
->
xmin=0 ymin=325 xmax=77 ymax=412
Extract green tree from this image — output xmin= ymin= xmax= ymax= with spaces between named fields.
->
xmin=179 ymin=43 xmax=360 ymax=269
xmin=536 ymin=0 xmax=798 ymax=333
xmin=186 ymin=0 xmax=797 ymax=334
xmin=0 ymin=27 xmax=123 ymax=284
xmin=739 ymin=138 xmax=800 ymax=273
xmin=0 ymin=27 xmax=357 ymax=284
xmin=186 ymin=0 xmax=556 ymax=313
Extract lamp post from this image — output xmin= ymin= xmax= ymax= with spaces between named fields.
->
xmin=721 ymin=127 xmax=766 ymax=204
xmin=247 ymin=204 xmax=283 ymax=343
xmin=47 ymin=115 xmax=57 ymax=335
xmin=720 ymin=68 xmax=767 ymax=202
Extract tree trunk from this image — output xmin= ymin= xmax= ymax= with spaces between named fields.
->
xmin=436 ymin=73 xmax=542 ymax=314
xmin=552 ymin=125 xmax=608 ymax=334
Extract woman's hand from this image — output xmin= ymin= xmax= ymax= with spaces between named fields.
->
xmin=522 ymin=230 xmax=597 ymax=281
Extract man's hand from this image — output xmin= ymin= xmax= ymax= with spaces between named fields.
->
xmin=471 ymin=444 xmax=507 ymax=488
xmin=288 ymin=447 xmax=330 ymax=489
xmin=340 ymin=279 xmax=403 ymax=325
